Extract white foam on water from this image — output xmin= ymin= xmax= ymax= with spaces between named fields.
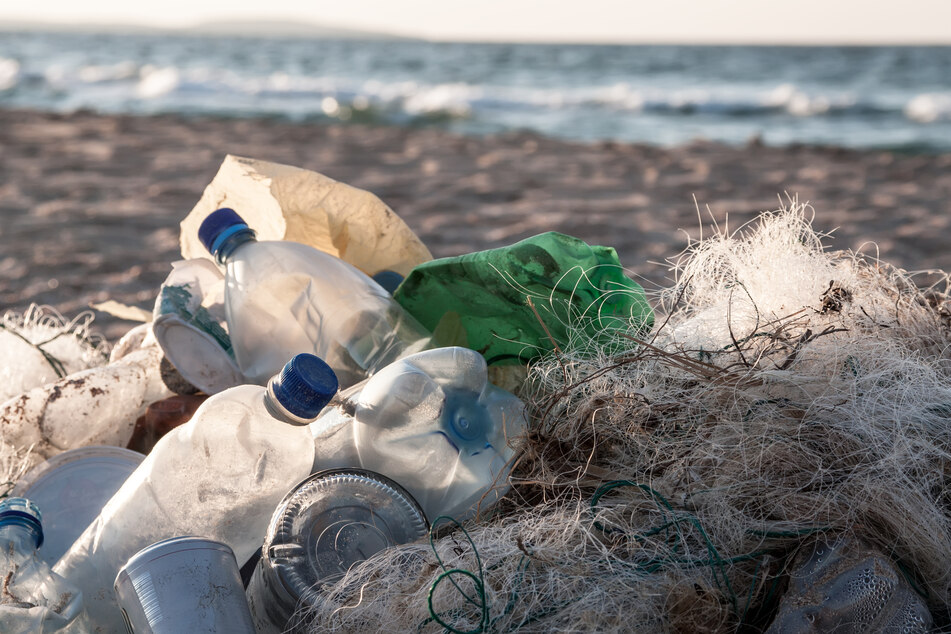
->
xmin=905 ymin=92 xmax=951 ymax=123
xmin=0 ymin=57 xmax=20 ymax=91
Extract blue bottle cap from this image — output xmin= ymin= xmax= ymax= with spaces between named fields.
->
xmin=371 ymin=270 xmax=405 ymax=295
xmin=0 ymin=497 xmax=44 ymax=548
xmin=198 ymin=208 xmax=255 ymax=256
xmin=271 ymin=354 xmax=338 ymax=420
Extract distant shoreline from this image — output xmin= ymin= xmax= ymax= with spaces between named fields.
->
xmin=0 ymin=105 xmax=946 ymax=157
xmin=2 ymin=23 xmax=951 ymax=47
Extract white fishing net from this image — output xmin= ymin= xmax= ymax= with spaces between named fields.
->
xmin=297 ymin=203 xmax=950 ymax=632
xmin=0 ymin=305 xmax=108 ymax=403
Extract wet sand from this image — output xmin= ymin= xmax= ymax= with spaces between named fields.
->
xmin=2 ymin=107 xmax=950 ymax=341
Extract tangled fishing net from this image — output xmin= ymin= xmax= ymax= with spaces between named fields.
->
xmin=304 ymin=203 xmax=949 ymax=632
xmin=0 ymin=305 xmax=109 ymax=495
xmin=0 ymin=304 xmax=109 ymax=403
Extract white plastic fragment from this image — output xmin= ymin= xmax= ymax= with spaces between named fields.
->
xmin=179 ymin=155 xmax=433 ymax=277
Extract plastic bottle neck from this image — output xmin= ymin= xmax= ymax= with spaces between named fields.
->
xmin=263 ymin=383 xmax=315 ymax=426
xmin=0 ymin=523 xmax=40 ymax=558
xmin=214 ymin=228 xmax=257 ymax=265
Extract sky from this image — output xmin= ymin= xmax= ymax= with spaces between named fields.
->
xmin=2 ymin=0 xmax=951 ymax=44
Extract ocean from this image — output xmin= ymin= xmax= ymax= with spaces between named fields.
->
xmin=1 ymin=30 xmax=950 ymax=151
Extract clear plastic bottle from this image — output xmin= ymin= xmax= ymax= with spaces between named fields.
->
xmin=246 ymin=469 xmax=429 ymax=633
xmin=53 ymin=354 xmax=338 ymax=633
xmin=309 ymin=347 xmax=527 ymax=522
xmin=0 ymin=498 xmax=84 ymax=633
xmin=198 ymin=207 xmax=433 ymax=388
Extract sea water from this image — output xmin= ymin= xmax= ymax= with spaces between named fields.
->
xmin=0 ymin=30 xmax=950 ymax=151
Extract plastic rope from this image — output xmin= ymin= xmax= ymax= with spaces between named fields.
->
xmin=0 ymin=322 xmax=68 ymax=379
xmin=589 ymin=480 xmax=831 ymax=618
xmin=423 ymin=516 xmax=490 ymax=634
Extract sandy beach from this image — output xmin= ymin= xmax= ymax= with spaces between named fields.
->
xmin=2 ymin=107 xmax=950 ymax=342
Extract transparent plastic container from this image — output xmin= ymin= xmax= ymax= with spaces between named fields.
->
xmin=246 ymin=469 xmax=428 ymax=633
xmin=310 ymin=347 xmax=527 ymax=522
xmin=0 ymin=498 xmax=84 ymax=633
xmin=53 ymin=354 xmax=338 ymax=633
xmin=115 ymin=536 xmax=255 ymax=634
xmin=11 ymin=446 xmax=145 ymax=566
xmin=199 ymin=208 xmax=433 ymax=388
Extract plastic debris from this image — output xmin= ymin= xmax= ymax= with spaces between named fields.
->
xmin=0 ymin=305 xmax=108 ymax=403
xmin=0 ymin=335 xmax=172 ymax=463
xmin=11 ymin=446 xmax=145 ymax=566
xmin=246 ymin=469 xmax=428 ymax=633
xmin=4 ymin=158 xmax=946 ymax=632
xmin=151 ymin=258 xmax=244 ymax=395
xmin=393 ymin=231 xmax=654 ymax=365
xmin=52 ymin=354 xmax=337 ymax=632
xmin=766 ymin=536 xmax=933 ymax=633
xmin=0 ymin=498 xmax=85 ymax=633
xmin=115 ymin=536 xmax=255 ymax=633
xmin=180 ymin=155 xmax=432 ymax=277
xmin=196 ymin=207 xmax=433 ymax=387
xmin=310 ymin=346 xmax=527 ymax=521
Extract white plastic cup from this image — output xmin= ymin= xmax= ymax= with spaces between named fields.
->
xmin=114 ymin=536 xmax=255 ymax=633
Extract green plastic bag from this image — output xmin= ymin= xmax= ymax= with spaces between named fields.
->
xmin=393 ymin=232 xmax=653 ymax=365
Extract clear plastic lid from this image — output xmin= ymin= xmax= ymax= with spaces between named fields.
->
xmin=12 ymin=446 xmax=144 ymax=564
xmin=263 ymin=469 xmax=428 ymax=599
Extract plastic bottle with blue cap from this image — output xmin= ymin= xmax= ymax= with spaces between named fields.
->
xmin=198 ymin=207 xmax=433 ymax=388
xmin=53 ymin=353 xmax=339 ymax=633
xmin=309 ymin=347 xmax=528 ymax=523
xmin=0 ymin=497 xmax=85 ymax=632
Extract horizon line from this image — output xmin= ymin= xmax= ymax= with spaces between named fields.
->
xmin=3 ymin=18 xmax=951 ymax=47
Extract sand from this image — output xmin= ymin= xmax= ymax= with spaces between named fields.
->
xmin=2 ymin=107 xmax=951 ymax=342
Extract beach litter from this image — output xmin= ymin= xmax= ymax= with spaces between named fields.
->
xmin=1 ymin=154 xmax=949 ymax=632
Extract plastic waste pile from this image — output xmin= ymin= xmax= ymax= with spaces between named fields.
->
xmin=0 ymin=156 xmax=945 ymax=632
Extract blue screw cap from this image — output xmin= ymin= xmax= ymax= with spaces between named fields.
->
xmin=271 ymin=354 xmax=339 ymax=420
xmin=198 ymin=208 xmax=254 ymax=256
xmin=0 ymin=497 xmax=44 ymax=548
xmin=372 ymin=270 xmax=405 ymax=295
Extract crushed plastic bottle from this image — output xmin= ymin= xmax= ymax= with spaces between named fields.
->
xmin=0 ymin=336 xmax=172 ymax=463
xmin=246 ymin=469 xmax=428 ymax=633
xmin=310 ymin=347 xmax=527 ymax=522
xmin=766 ymin=536 xmax=933 ymax=633
xmin=0 ymin=498 xmax=85 ymax=633
xmin=151 ymin=258 xmax=246 ymax=395
xmin=198 ymin=208 xmax=434 ymax=388
xmin=115 ymin=536 xmax=255 ymax=633
xmin=53 ymin=353 xmax=338 ymax=633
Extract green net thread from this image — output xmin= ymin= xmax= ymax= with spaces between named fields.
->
xmin=590 ymin=480 xmax=830 ymax=624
